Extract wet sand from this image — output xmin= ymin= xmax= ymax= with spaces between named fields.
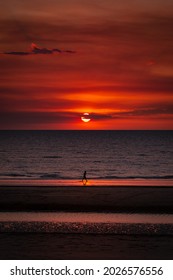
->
xmin=0 ymin=185 xmax=173 ymax=213
xmin=0 ymin=233 xmax=173 ymax=260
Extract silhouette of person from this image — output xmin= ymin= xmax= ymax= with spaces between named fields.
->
xmin=82 ymin=170 xmax=87 ymax=185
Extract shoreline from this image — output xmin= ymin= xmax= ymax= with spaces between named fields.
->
xmin=0 ymin=178 xmax=173 ymax=187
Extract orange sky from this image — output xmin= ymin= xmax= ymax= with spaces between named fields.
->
xmin=0 ymin=0 xmax=173 ymax=129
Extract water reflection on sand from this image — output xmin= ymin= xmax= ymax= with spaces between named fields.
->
xmin=0 ymin=211 xmax=173 ymax=224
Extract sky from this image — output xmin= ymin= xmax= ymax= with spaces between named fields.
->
xmin=0 ymin=0 xmax=173 ymax=129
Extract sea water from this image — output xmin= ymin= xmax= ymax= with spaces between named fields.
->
xmin=0 ymin=130 xmax=173 ymax=185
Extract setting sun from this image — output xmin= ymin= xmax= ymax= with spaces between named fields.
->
xmin=81 ymin=113 xmax=91 ymax=123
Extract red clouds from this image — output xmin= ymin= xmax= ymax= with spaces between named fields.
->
xmin=0 ymin=0 xmax=173 ymax=129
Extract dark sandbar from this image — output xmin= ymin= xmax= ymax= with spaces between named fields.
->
xmin=0 ymin=185 xmax=173 ymax=213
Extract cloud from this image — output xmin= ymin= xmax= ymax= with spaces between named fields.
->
xmin=30 ymin=43 xmax=71 ymax=54
xmin=1 ymin=43 xmax=76 ymax=56
xmin=0 ymin=111 xmax=79 ymax=129
xmin=111 ymin=105 xmax=173 ymax=119
xmin=2 ymin=51 xmax=31 ymax=55
xmin=90 ymin=104 xmax=173 ymax=121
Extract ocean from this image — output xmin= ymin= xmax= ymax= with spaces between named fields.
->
xmin=0 ymin=130 xmax=173 ymax=185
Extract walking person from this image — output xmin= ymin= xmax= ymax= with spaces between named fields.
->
xmin=82 ymin=170 xmax=88 ymax=185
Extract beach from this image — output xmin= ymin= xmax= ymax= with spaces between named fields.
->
xmin=1 ymin=233 xmax=173 ymax=260
xmin=0 ymin=185 xmax=173 ymax=213
xmin=0 ymin=184 xmax=173 ymax=260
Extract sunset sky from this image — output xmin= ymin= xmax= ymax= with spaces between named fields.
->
xmin=0 ymin=0 xmax=173 ymax=129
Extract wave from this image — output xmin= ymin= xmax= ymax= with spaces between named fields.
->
xmin=0 ymin=172 xmax=173 ymax=180
xmin=40 ymin=173 xmax=62 ymax=179
xmin=98 ymin=175 xmax=173 ymax=180
xmin=43 ymin=156 xmax=62 ymax=159
xmin=0 ymin=173 xmax=28 ymax=178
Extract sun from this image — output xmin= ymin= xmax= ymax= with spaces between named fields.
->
xmin=81 ymin=113 xmax=91 ymax=123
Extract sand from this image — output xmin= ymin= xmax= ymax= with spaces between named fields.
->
xmin=0 ymin=185 xmax=173 ymax=213
xmin=0 ymin=233 xmax=173 ymax=260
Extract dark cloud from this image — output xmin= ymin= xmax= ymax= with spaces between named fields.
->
xmin=3 ymin=51 xmax=30 ymax=55
xmin=111 ymin=105 xmax=173 ymax=119
xmin=30 ymin=43 xmax=76 ymax=54
xmin=90 ymin=104 xmax=173 ymax=121
xmin=0 ymin=111 xmax=79 ymax=129
xmin=1 ymin=43 xmax=76 ymax=56
xmin=90 ymin=113 xmax=113 ymax=120
xmin=134 ymin=106 xmax=173 ymax=116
